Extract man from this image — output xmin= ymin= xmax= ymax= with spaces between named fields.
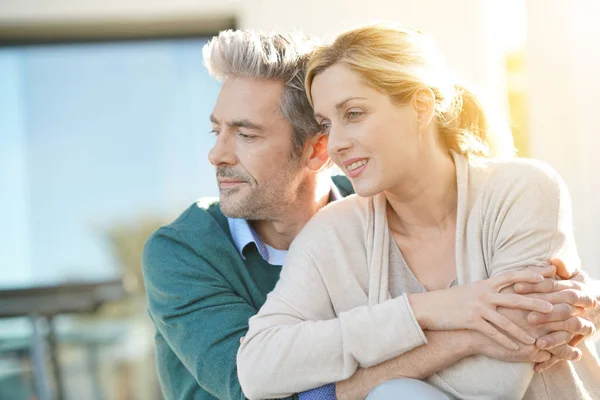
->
xmin=142 ymin=29 xmax=600 ymax=400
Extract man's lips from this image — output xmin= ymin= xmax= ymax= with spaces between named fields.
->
xmin=218 ymin=179 xmax=246 ymax=189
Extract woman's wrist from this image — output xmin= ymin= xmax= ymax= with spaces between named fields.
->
xmin=408 ymin=292 xmax=435 ymax=330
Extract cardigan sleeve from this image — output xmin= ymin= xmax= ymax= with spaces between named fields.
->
xmin=237 ymin=202 xmax=427 ymax=400
xmin=427 ymin=160 xmax=579 ymax=399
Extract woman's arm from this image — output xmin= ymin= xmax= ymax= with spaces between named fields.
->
xmin=236 ymin=241 xmax=427 ymax=399
xmin=424 ymin=160 xmax=581 ymax=399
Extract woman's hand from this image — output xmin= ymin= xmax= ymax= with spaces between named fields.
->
xmin=409 ymin=266 xmax=556 ymax=350
xmin=511 ymin=260 xmax=598 ymax=372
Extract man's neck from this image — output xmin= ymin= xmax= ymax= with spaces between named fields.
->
xmin=250 ymin=174 xmax=331 ymax=250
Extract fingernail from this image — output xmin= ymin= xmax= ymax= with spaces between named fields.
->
xmin=525 ymin=335 xmax=536 ymax=344
xmin=512 ymin=342 xmax=520 ymax=350
xmin=542 ymin=302 xmax=553 ymax=311
xmin=538 ymin=340 xmax=547 ymax=349
xmin=535 ymin=274 xmax=544 ymax=280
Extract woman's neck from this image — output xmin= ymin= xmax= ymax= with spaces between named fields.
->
xmin=385 ymin=152 xmax=457 ymax=237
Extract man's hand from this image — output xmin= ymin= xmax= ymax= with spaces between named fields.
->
xmin=512 ymin=258 xmax=599 ymax=372
xmin=472 ymin=330 xmax=552 ymax=363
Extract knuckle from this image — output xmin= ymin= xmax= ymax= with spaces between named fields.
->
xmin=570 ymin=317 xmax=583 ymax=332
xmin=552 ymin=345 xmax=570 ymax=358
xmin=524 ymin=345 xmax=537 ymax=357
xmin=567 ymin=289 xmax=579 ymax=303
xmin=467 ymin=310 xmax=479 ymax=326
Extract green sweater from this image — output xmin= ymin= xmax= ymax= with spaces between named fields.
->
xmin=142 ymin=176 xmax=353 ymax=400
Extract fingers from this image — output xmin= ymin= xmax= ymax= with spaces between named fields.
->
xmin=570 ymin=334 xmax=585 ymax=347
xmin=476 ymin=320 xmax=519 ymax=350
xmin=489 ymin=293 xmax=553 ymax=313
xmin=485 ymin=310 xmax=536 ymax=345
xmin=536 ymin=331 xmax=573 ymax=350
xmin=545 ymin=343 xmax=582 ymax=361
xmin=535 ymin=355 xmax=561 ymax=373
xmin=539 ymin=317 xmax=596 ymax=341
xmin=528 ymin=303 xmax=584 ymax=324
xmin=529 ymin=289 xmax=597 ymax=309
xmin=550 ymin=258 xmax=579 ymax=280
xmin=533 ymin=350 xmax=552 ymax=363
xmin=514 ymin=278 xmax=582 ymax=295
xmin=533 ymin=264 xmax=558 ymax=278
xmin=491 ymin=269 xmax=547 ymax=291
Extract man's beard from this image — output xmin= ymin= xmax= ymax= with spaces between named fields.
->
xmin=217 ymin=161 xmax=303 ymax=220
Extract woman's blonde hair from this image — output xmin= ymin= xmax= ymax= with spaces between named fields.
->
xmin=305 ymin=24 xmax=514 ymax=158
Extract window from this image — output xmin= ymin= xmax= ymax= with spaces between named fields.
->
xmin=0 ymin=37 xmax=220 ymax=286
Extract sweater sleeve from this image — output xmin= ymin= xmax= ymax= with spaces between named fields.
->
xmin=237 ymin=215 xmax=427 ymax=400
xmin=426 ymin=160 xmax=579 ymax=400
xmin=142 ymin=226 xmax=297 ymax=400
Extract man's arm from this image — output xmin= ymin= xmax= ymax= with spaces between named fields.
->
xmin=142 ymin=226 xmax=297 ymax=400
xmin=336 ymin=327 xmax=553 ymax=400
xmin=335 ymin=330 xmax=471 ymax=400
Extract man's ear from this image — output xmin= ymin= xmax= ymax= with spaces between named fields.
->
xmin=304 ymin=133 xmax=330 ymax=171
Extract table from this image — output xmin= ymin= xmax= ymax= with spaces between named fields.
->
xmin=0 ymin=279 xmax=125 ymax=400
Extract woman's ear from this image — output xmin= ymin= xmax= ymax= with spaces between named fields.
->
xmin=412 ymin=87 xmax=436 ymax=129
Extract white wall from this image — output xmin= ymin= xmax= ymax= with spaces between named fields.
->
xmin=0 ymin=0 xmax=509 ymax=112
xmin=526 ymin=0 xmax=600 ymax=276
xmin=239 ymin=0 xmax=509 ymax=116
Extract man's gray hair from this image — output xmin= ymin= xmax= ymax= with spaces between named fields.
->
xmin=203 ymin=30 xmax=321 ymax=156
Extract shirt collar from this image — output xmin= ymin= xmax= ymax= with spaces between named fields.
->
xmin=228 ymin=182 xmax=341 ymax=265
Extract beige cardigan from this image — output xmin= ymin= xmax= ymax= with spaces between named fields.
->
xmin=237 ymin=154 xmax=600 ymax=400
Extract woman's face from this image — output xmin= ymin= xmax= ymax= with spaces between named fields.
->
xmin=311 ymin=63 xmax=428 ymax=197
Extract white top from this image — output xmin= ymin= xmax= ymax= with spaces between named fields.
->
xmin=237 ymin=153 xmax=600 ymax=400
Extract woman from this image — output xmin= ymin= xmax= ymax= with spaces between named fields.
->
xmin=237 ymin=25 xmax=600 ymax=399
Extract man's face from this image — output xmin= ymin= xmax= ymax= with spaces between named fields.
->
xmin=208 ymin=77 xmax=304 ymax=219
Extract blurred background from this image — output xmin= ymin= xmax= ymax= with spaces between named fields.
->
xmin=0 ymin=0 xmax=598 ymax=399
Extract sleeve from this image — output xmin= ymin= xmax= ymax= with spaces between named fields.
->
xmin=426 ymin=161 xmax=579 ymax=399
xmin=237 ymin=228 xmax=427 ymax=400
xmin=142 ymin=227 xmax=297 ymax=400
xmin=298 ymin=384 xmax=336 ymax=400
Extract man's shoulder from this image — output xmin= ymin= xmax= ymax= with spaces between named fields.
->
xmin=163 ymin=198 xmax=228 ymax=236
xmin=143 ymin=198 xmax=232 ymax=262
xmin=142 ymin=198 xmax=243 ymax=286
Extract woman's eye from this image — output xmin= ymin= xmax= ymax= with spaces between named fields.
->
xmin=346 ymin=111 xmax=362 ymax=120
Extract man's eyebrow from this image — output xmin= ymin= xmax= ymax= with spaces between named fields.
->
xmin=210 ymin=114 xmax=264 ymax=131
xmin=228 ymin=119 xmax=264 ymax=131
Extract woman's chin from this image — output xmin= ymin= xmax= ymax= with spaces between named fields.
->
xmin=352 ymin=183 xmax=382 ymax=198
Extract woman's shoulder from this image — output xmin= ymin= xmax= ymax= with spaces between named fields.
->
xmin=468 ymin=157 xmax=570 ymax=216
xmin=473 ymin=157 xmax=566 ymax=194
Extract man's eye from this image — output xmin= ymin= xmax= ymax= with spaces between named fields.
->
xmin=239 ymin=133 xmax=256 ymax=141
